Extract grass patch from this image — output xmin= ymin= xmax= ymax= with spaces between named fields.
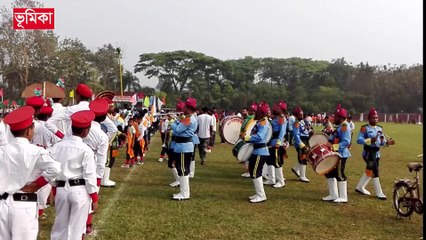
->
xmin=39 ymin=122 xmax=423 ymax=240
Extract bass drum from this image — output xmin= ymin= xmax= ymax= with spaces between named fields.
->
xmin=308 ymin=132 xmax=329 ymax=148
xmin=244 ymin=119 xmax=273 ymax=143
xmin=306 ymin=143 xmax=340 ymax=175
xmin=232 ymin=139 xmax=254 ymax=162
xmin=220 ymin=116 xmax=243 ymax=144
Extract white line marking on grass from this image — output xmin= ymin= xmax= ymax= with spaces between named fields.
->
xmin=91 ymin=166 xmax=139 ymax=237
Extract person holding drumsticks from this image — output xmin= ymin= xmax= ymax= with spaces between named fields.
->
xmin=323 ymin=104 xmax=351 ymax=203
xmin=243 ymin=102 xmax=271 ymax=203
xmin=291 ymin=106 xmax=311 ymax=182
xmin=355 ymin=107 xmax=395 ymax=200
xmin=240 ymin=102 xmax=257 ymax=178
xmin=264 ymin=100 xmax=288 ymax=188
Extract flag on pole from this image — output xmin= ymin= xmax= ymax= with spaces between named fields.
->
xmin=157 ymin=97 xmax=164 ymax=111
xmin=0 ymin=88 xmax=3 ymax=97
xmin=151 ymin=96 xmax=156 ymax=115
xmin=69 ymin=90 xmax=74 ymax=98
xmin=130 ymin=93 xmax=137 ymax=106
xmin=143 ymin=96 xmax=150 ymax=108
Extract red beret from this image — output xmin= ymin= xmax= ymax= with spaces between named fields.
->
xmin=39 ymin=106 xmax=53 ymax=116
xmin=76 ymin=83 xmax=93 ymax=98
xmin=368 ymin=107 xmax=378 ymax=118
xmin=185 ymin=97 xmax=197 ymax=109
xmin=292 ymin=106 xmax=303 ymax=115
xmin=25 ymin=96 xmax=44 ymax=108
xmin=71 ymin=110 xmax=95 ymax=128
xmin=334 ymin=104 xmax=347 ymax=118
xmin=176 ymin=99 xmax=185 ymax=112
xmin=89 ymin=98 xmax=109 ymax=116
xmin=256 ymin=102 xmax=270 ymax=115
xmin=278 ymin=100 xmax=287 ymax=111
xmin=4 ymin=106 xmax=35 ymax=131
xmin=249 ymin=102 xmax=258 ymax=112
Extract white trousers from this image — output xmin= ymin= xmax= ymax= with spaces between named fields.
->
xmin=51 ymin=186 xmax=91 ymax=240
xmin=37 ymin=183 xmax=52 ymax=209
xmin=0 ymin=196 xmax=38 ymax=240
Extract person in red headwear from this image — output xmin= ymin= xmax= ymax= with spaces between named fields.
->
xmin=322 ymin=104 xmax=352 ymax=203
xmin=0 ymin=106 xmax=61 ymax=240
xmin=290 ymin=106 xmax=312 ymax=182
xmin=264 ymin=101 xmax=288 ymax=188
xmin=243 ymin=102 xmax=272 ymax=203
xmin=169 ymin=97 xmax=198 ymax=200
xmin=167 ymin=100 xmax=187 ymax=188
xmin=355 ymin=107 xmax=395 ymax=200
xmin=240 ymin=102 xmax=258 ymax=178
xmin=50 ymin=110 xmax=98 ymax=240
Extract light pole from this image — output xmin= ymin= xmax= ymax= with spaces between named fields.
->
xmin=116 ymin=47 xmax=124 ymax=103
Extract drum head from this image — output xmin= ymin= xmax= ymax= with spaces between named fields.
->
xmin=315 ymin=154 xmax=339 ymax=175
xmin=309 ymin=133 xmax=329 ymax=147
xmin=222 ymin=116 xmax=243 ymax=144
xmin=237 ymin=143 xmax=254 ymax=162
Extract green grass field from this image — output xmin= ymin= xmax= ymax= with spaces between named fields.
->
xmin=38 ymin=122 xmax=423 ymax=240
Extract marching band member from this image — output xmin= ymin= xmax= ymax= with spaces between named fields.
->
xmin=243 ymin=102 xmax=271 ymax=203
xmin=168 ymin=101 xmax=186 ymax=188
xmin=264 ymin=100 xmax=287 ymax=188
xmin=291 ymin=106 xmax=311 ymax=182
xmin=0 ymin=106 xmax=61 ymax=240
xmin=240 ymin=102 xmax=257 ymax=178
xmin=170 ymin=98 xmax=198 ymax=200
xmin=158 ymin=114 xmax=170 ymax=162
xmin=84 ymin=98 xmax=110 ymax=234
xmin=355 ymin=107 xmax=395 ymax=200
xmin=322 ymin=104 xmax=351 ymax=203
xmin=50 ymin=110 xmax=98 ymax=240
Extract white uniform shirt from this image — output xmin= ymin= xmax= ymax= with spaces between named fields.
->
xmin=210 ymin=114 xmax=217 ymax=132
xmin=0 ymin=121 xmax=9 ymax=146
xmin=197 ymin=113 xmax=213 ymax=139
xmin=46 ymin=101 xmax=91 ymax=137
xmin=288 ymin=115 xmax=296 ymax=131
xmin=49 ymin=135 xmax=97 ymax=194
xmin=348 ymin=121 xmax=356 ymax=133
xmin=51 ymin=102 xmax=67 ymax=134
xmin=137 ymin=122 xmax=146 ymax=141
xmin=83 ymin=121 xmax=109 ymax=179
xmin=32 ymin=120 xmax=60 ymax=148
xmin=0 ymin=137 xmax=61 ymax=194
xmin=102 ymin=117 xmax=118 ymax=142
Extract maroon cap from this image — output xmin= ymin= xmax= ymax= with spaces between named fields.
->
xmin=256 ymin=102 xmax=270 ymax=115
xmin=89 ymin=98 xmax=109 ymax=116
xmin=71 ymin=110 xmax=95 ymax=128
xmin=249 ymin=102 xmax=258 ymax=111
xmin=334 ymin=104 xmax=347 ymax=118
xmin=4 ymin=106 xmax=35 ymax=131
xmin=368 ymin=107 xmax=378 ymax=118
xmin=25 ymin=96 xmax=44 ymax=108
xmin=292 ymin=106 xmax=303 ymax=115
xmin=76 ymin=83 xmax=93 ymax=98
xmin=176 ymin=99 xmax=185 ymax=112
xmin=39 ymin=106 xmax=53 ymax=116
xmin=185 ymin=97 xmax=197 ymax=109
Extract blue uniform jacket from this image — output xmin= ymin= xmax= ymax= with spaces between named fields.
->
xmin=328 ymin=120 xmax=351 ymax=158
xmin=356 ymin=124 xmax=388 ymax=159
xmin=269 ymin=116 xmax=287 ymax=147
xmin=246 ymin=117 xmax=270 ymax=156
xmin=292 ymin=120 xmax=310 ymax=148
xmin=171 ymin=114 xmax=198 ymax=153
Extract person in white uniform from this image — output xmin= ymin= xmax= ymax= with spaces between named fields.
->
xmin=0 ymin=106 xmax=61 ymax=240
xmin=50 ymin=110 xmax=99 ymax=240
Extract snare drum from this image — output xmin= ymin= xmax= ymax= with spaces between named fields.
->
xmin=308 ymin=132 xmax=329 ymax=148
xmin=232 ymin=139 xmax=254 ymax=162
xmin=306 ymin=143 xmax=340 ymax=175
xmin=221 ymin=116 xmax=244 ymax=144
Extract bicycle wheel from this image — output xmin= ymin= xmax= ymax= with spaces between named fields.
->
xmin=393 ymin=182 xmax=415 ymax=217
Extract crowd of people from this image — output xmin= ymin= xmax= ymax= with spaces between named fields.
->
xmin=0 ymin=82 xmax=396 ymax=239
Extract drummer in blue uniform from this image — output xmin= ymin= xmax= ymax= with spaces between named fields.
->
xmin=290 ymin=106 xmax=311 ymax=182
xmin=264 ymin=100 xmax=287 ymax=188
xmin=322 ymin=104 xmax=351 ymax=203
xmin=170 ymin=97 xmax=198 ymax=201
xmin=244 ymin=102 xmax=271 ymax=203
xmin=355 ymin=107 xmax=395 ymax=200
xmin=168 ymin=100 xmax=186 ymax=188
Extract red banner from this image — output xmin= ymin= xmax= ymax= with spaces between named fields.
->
xmin=13 ymin=8 xmax=55 ymax=30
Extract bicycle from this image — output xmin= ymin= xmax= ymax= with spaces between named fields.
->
xmin=393 ymin=154 xmax=423 ymax=219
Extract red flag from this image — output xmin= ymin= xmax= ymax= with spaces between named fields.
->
xmin=3 ymin=99 xmax=9 ymax=106
xmin=0 ymin=88 xmax=3 ymax=97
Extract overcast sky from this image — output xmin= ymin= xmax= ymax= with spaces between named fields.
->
xmin=2 ymin=0 xmax=423 ymax=88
